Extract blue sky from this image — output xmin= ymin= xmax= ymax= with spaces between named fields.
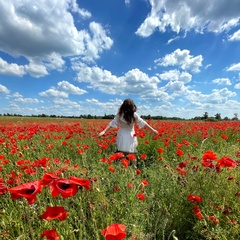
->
xmin=0 ymin=0 xmax=240 ymax=119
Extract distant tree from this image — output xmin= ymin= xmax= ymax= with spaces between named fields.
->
xmin=203 ymin=112 xmax=208 ymax=119
xmin=215 ymin=113 xmax=221 ymax=120
xmin=232 ymin=113 xmax=238 ymax=121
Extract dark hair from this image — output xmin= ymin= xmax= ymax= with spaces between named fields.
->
xmin=118 ymin=99 xmax=137 ymax=125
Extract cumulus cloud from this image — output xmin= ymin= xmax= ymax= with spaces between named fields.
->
xmin=155 ymin=49 xmax=203 ymax=73
xmin=57 ymin=81 xmax=87 ymax=95
xmin=0 ymin=58 xmax=25 ymax=77
xmin=212 ymin=78 xmax=232 ymax=85
xmin=157 ymin=69 xmax=192 ymax=83
xmin=234 ymin=83 xmax=240 ymax=89
xmin=0 ymin=0 xmax=113 ymax=77
xmin=136 ymin=0 xmax=240 ymax=37
xmin=14 ymin=97 xmax=43 ymax=104
xmin=73 ymin=62 xmax=161 ymax=97
xmin=0 ymin=84 xmax=10 ymax=94
xmin=228 ymin=29 xmax=240 ymax=41
xmin=185 ymin=88 xmax=237 ymax=104
xmin=226 ymin=63 xmax=240 ymax=71
xmin=39 ymin=80 xmax=86 ymax=99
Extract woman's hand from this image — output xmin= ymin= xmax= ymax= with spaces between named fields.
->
xmin=153 ymin=129 xmax=158 ymax=135
xmin=99 ymin=131 xmax=106 ymax=136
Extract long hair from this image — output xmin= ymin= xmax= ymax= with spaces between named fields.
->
xmin=118 ymin=99 xmax=137 ymax=125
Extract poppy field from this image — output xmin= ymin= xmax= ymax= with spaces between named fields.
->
xmin=0 ymin=117 xmax=240 ymax=240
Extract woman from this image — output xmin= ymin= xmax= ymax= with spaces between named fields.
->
xmin=99 ymin=99 xmax=158 ymax=154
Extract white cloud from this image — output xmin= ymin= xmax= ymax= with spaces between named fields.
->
xmin=57 ymin=81 xmax=87 ymax=95
xmin=0 ymin=0 xmax=113 ymax=77
xmin=234 ymin=83 xmax=240 ymax=89
xmin=39 ymin=89 xmax=69 ymax=98
xmin=0 ymin=58 xmax=25 ymax=77
xmin=157 ymin=69 xmax=192 ymax=83
xmin=39 ymin=80 xmax=86 ymax=99
xmin=185 ymin=88 xmax=236 ymax=104
xmin=155 ymin=49 xmax=203 ymax=73
xmin=212 ymin=78 xmax=232 ymax=85
xmin=228 ymin=29 xmax=240 ymax=41
xmin=73 ymin=62 xmax=161 ymax=97
xmin=136 ymin=0 xmax=240 ymax=37
xmin=0 ymin=84 xmax=10 ymax=94
xmin=227 ymin=63 xmax=240 ymax=71
xmin=14 ymin=97 xmax=43 ymax=104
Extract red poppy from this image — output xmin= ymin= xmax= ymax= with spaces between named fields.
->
xmin=176 ymin=149 xmax=184 ymax=157
xmin=50 ymin=178 xmax=79 ymax=198
xmin=109 ymin=152 xmax=125 ymax=161
xmin=136 ymin=169 xmax=141 ymax=175
xmin=126 ymin=154 xmax=136 ymax=161
xmin=187 ymin=194 xmax=202 ymax=203
xmin=193 ymin=206 xmax=204 ymax=220
xmin=8 ymin=180 xmax=42 ymax=204
xmin=141 ymin=180 xmax=148 ymax=187
xmin=140 ymin=154 xmax=147 ymax=160
xmin=208 ymin=215 xmax=219 ymax=225
xmin=136 ymin=193 xmax=145 ymax=200
xmin=121 ymin=159 xmax=130 ymax=169
xmin=40 ymin=206 xmax=69 ymax=221
xmin=42 ymin=172 xmax=59 ymax=186
xmin=216 ymin=156 xmax=237 ymax=169
xmin=109 ymin=166 xmax=116 ymax=173
xmin=69 ymin=176 xmax=91 ymax=190
xmin=0 ymin=183 xmax=7 ymax=195
xmin=40 ymin=229 xmax=60 ymax=240
xmin=101 ymin=223 xmax=127 ymax=240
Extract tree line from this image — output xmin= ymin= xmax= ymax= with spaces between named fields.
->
xmin=0 ymin=112 xmax=238 ymax=121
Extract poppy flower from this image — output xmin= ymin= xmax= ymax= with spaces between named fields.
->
xmin=141 ymin=180 xmax=149 ymax=187
xmin=42 ymin=172 xmax=59 ymax=186
xmin=69 ymin=176 xmax=91 ymax=190
xmin=101 ymin=223 xmax=127 ymax=240
xmin=109 ymin=166 xmax=116 ymax=173
xmin=0 ymin=183 xmax=7 ymax=195
xmin=8 ymin=180 xmax=42 ymax=204
xmin=50 ymin=178 xmax=79 ymax=198
xmin=193 ymin=206 xmax=204 ymax=220
xmin=121 ymin=159 xmax=130 ymax=169
xmin=136 ymin=193 xmax=145 ymax=200
xmin=40 ymin=206 xmax=69 ymax=221
xmin=40 ymin=229 xmax=60 ymax=240
xmin=216 ymin=156 xmax=237 ymax=169
xmin=187 ymin=194 xmax=202 ymax=203
xmin=208 ymin=215 xmax=219 ymax=225
xmin=126 ymin=154 xmax=136 ymax=161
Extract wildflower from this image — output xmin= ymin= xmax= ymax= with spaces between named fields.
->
xmin=136 ymin=193 xmax=145 ymax=200
xmin=50 ymin=178 xmax=79 ymax=198
xmin=140 ymin=154 xmax=147 ymax=160
xmin=121 ymin=159 xmax=130 ymax=169
xmin=8 ymin=180 xmax=42 ymax=204
xmin=0 ymin=183 xmax=7 ymax=195
xmin=40 ymin=206 xmax=69 ymax=221
xmin=193 ymin=206 xmax=204 ymax=220
xmin=42 ymin=172 xmax=59 ymax=186
xmin=176 ymin=149 xmax=184 ymax=157
xmin=126 ymin=154 xmax=136 ymax=161
xmin=40 ymin=229 xmax=60 ymax=240
xmin=141 ymin=179 xmax=149 ymax=186
xmin=208 ymin=215 xmax=219 ymax=225
xmin=202 ymin=150 xmax=217 ymax=168
xmin=188 ymin=194 xmax=202 ymax=203
xmin=70 ymin=176 xmax=91 ymax=190
xmin=136 ymin=169 xmax=141 ymax=175
xmin=101 ymin=223 xmax=127 ymax=240
xmin=158 ymin=148 xmax=163 ymax=154
xmin=109 ymin=166 xmax=116 ymax=173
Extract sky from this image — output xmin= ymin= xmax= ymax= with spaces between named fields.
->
xmin=0 ymin=0 xmax=240 ymax=119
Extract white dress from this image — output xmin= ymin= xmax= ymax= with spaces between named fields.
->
xmin=108 ymin=112 xmax=147 ymax=153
